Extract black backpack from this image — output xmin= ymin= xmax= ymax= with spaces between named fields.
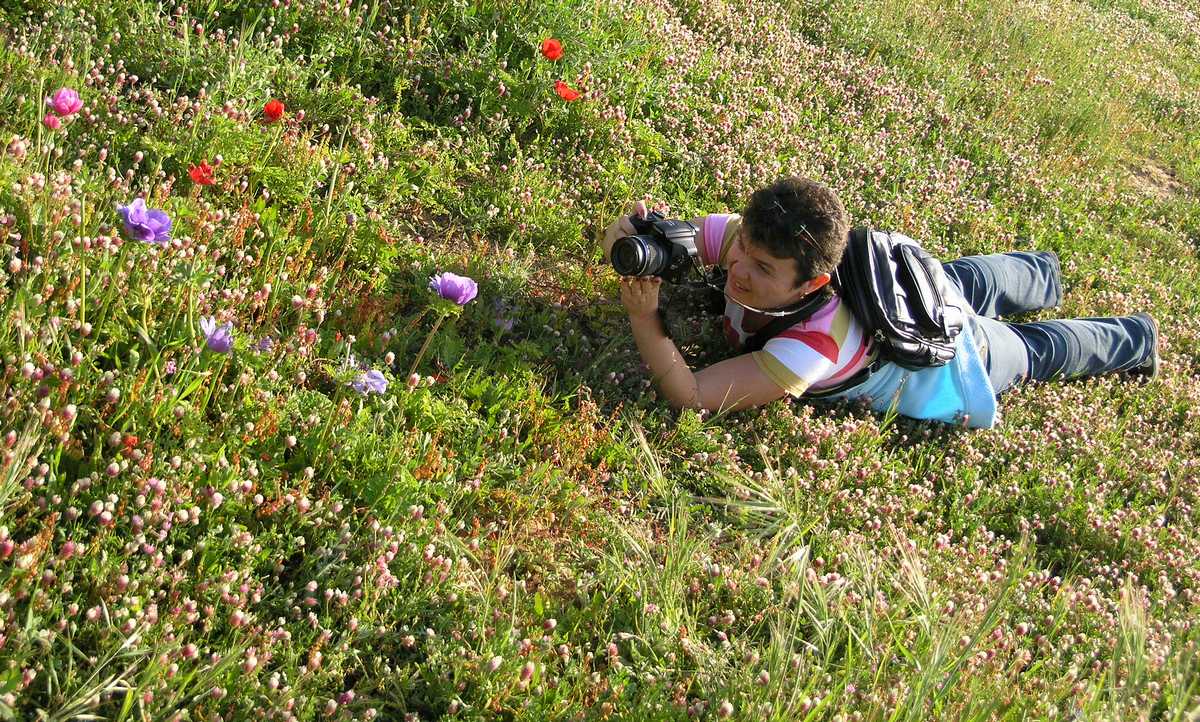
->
xmin=742 ymin=226 xmax=967 ymax=380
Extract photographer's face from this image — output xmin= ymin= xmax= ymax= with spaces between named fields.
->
xmin=725 ymin=230 xmax=826 ymax=309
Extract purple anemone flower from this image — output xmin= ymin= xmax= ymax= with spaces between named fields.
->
xmin=117 ymin=198 xmax=172 ymax=244
xmin=428 ymin=272 xmax=478 ymax=305
xmin=200 ymin=316 xmax=234 ymax=353
xmin=254 ymin=336 xmax=275 ymax=353
xmin=352 ymin=369 xmax=388 ymax=395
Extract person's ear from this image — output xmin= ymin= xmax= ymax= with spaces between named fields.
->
xmin=798 ymin=272 xmax=831 ymax=296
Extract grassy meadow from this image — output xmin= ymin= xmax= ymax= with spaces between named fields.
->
xmin=1 ymin=0 xmax=1200 ymax=719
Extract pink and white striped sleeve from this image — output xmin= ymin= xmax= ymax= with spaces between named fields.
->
xmin=701 ymin=213 xmax=740 ymax=267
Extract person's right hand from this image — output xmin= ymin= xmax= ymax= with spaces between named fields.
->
xmin=600 ymin=199 xmax=649 ymax=262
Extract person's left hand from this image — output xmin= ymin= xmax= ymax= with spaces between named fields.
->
xmin=619 ymin=276 xmax=661 ymax=320
xmin=600 ymin=200 xmax=650 ymax=262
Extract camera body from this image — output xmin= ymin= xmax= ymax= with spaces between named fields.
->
xmin=610 ymin=211 xmax=700 ymax=283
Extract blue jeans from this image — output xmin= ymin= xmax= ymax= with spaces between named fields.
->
xmin=941 ymin=252 xmax=1156 ymax=394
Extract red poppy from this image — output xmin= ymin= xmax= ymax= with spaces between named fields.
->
xmin=540 ymin=38 xmax=563 ymax=61
xmin=554 ymin=80 xmax=582 ymax=102
xmin=188 ymin=160 xmax=216 ymax=185
xmin=263 ymin=98 xmax=285 ymax=122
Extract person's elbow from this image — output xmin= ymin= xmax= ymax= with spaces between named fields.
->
xmin=665 ymin=392 xmax=702 ymax=412
xmin=665 ymin=384 xmax=736 ymax=413
xmin=691 ymin=372 xmax=789 ymax=413
xmin=658 ymin=381 xmax=705 ymax=411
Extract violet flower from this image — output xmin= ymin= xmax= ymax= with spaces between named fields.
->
xmin=352 ymin=370 xmax=388 ymax=395
xmin=428 ymin=272 xmax=478 ymax=305
xmin=117 ymin=198 xmax=172 ymax=244
xmin=200 ymin=317 xmax=234 ymax=353
xmin=48 ymin=88 xmax=83 ymax=116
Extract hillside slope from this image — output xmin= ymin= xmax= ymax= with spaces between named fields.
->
xmin=0 ymin=0 xmax=1198 ymax=719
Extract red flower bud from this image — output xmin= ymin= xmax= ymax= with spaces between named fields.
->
xmin=263 ymin=99 xmax=285 ymax=122
xmin=540 ymin=38 xmax=563 ymax=61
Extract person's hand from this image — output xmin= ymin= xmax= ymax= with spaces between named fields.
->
xmin=600 ymin=199 xmax=649 ymax=262
xmin=619 ymin=275 xmax=661 ymax=321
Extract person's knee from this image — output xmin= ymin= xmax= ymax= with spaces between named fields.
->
xmin=1039 ymin=251 xmax=1064 ymax=307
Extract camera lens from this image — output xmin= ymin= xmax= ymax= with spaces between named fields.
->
xmin=612 ymin=236 xmax=649 ymax=276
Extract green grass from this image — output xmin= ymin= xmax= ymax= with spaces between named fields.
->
xmin=0 ymin=0 xmax=1198 ymax=719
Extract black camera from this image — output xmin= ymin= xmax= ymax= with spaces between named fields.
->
xmin=610 ymin=211 xmax=700 ymax=283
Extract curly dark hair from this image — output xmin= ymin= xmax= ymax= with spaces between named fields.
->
xmin=741 ymin=177 xmax=849 ymax=287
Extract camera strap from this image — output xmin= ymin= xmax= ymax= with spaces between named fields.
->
xmin=687 ymin=260 xmax=872 ymax=395
xmin=740 ymin=293 xmax=832 ymax=352
xmin=689 ymin=266 xmax=831 ymax=352
xmin=692 ymin=266 xmax=830 ymax=318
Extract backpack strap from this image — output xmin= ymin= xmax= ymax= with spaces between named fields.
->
xmin=739 ymin=225 xmax=873 ymax=350
xmin=744 ymin=228 xmax=880 ymax=395
xmin=741 ymin=228 xmax=865 ymax=353
xmin=831 ymin=226 xmax=869 ymax=296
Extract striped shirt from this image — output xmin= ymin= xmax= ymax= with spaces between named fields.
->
xmin=702 ymin=213 xmax=875 ymax=396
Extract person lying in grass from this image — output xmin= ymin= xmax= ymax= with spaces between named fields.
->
xmin=599 ymin=176 xmax=1160 ymax=428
